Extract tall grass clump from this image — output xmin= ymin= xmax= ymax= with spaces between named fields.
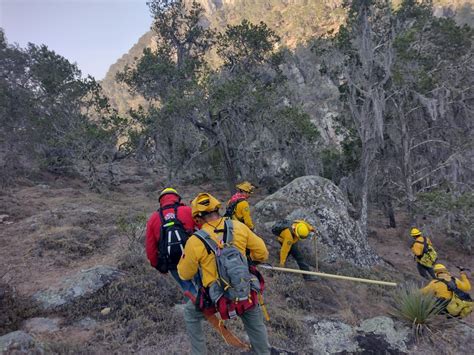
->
xmin=391 ymin=282 xmax=446 ymax=340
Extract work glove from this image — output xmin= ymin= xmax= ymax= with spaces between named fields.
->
xmin=457 ymin=266 xmax=471 ymax=272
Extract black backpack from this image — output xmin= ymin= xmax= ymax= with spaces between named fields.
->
xmin=156 ymin=204 xmax=189 ymax=274
xmin=271 ymin=219 xmax=292 ymax=236
xmin=436 ymin=277 xmax=473 ymax=301
xmin=224 ymin=198 xmax=245 ymax=219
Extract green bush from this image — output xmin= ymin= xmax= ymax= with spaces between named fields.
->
xmin=391 ymin=282 xmax=445 ymax=340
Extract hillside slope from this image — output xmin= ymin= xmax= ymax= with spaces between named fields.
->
xmin=101 ymin=0 xmax=473 ymax=145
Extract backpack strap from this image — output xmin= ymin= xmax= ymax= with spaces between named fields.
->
xmin=411 ymin=237 xmax=428 ymax=258
xmin=224 ymin=219 xmax=234 ymax=244
xmin=435 ymin=277 xmax=472 ymax=300
xmin=194 ymin=230 xmax=218 ymax=255
xmin=422 ymin=236 xmax=429 ymax=254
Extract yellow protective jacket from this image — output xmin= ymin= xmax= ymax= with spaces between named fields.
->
xmin=421 ymin=272 xmax=471 ymax=300
xmin=177 ymin=218 xmax=268 ymax=287
xmin=278 ymin=220 xmax=314 ymax=266
xmin=411 ymin=235 xmax=432 ymax=258
xmin=233 ymin=200 xmax=254 ymax=230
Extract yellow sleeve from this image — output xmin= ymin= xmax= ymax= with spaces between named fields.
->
xmin=456 ymin=273 xmax=471 ymax=292
xmin=411 ymin=237 xmax=424 ymax=256
xmin=421 ymin=281 xmax=436 ymax=295
xmin=177 ymin=236 xmax=200 ymax=281
xmin=246 ymin=228 xmax=268 ymax=262
xmin=279 ymin=229 xmax=294 ymax=266
xmin=237 ymin=200 xmax=254 ymax=230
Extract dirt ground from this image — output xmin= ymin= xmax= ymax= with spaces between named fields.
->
xmin=1 ymin=168 xmax=472 ymax=353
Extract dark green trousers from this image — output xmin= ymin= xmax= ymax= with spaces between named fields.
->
xmin=282 ymin=243 xmax=313 ymax=280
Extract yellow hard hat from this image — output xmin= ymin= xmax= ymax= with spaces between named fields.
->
xmin=433 ymin=264 xmax=447 ymax=274
xmin=236 ymin=181 xmax=255 ymax=194
xmin=159 ymin=187 xmax=180 ymax=201
xmin=410 ymin=227 xmax=422 ymax=237
xmin=191 ymin=193 xmax=221 ymax=218
xmin=294 ymin=222 xmax=310 ymax=239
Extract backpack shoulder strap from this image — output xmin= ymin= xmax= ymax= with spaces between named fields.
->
xmin=194 ymin=230 xmax=218 ymax=255
xmin=421 ymin=236 xmax=427 ymax=253
xmin=158 ymin=208 xmax=165 ymax=225
xmin=223 ymin=219 xmax=234 ymax=244
xmin=436 ymin=277 xmax=457 ymax=291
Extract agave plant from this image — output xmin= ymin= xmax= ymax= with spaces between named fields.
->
xmin=391 ymin=282 xmax=447 ymax=341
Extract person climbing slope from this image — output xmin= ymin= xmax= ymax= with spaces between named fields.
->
xmin=225 ymin=181 xmax=256 ymax=230
xmin=272 ymin=219 xmax=317 ymax=281
xmin=421 ymin=264 xmax=472 ymax=318
xmin=178 ymin=193 xmax=270 ymax=355
xmin=410 ymin=227 xmax=438 ymax=280
xmin=145 ymin=187 xmax=197 ymax=294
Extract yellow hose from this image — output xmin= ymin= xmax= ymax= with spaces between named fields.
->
xmin=259 ymin=265 xmax=397 ymax=287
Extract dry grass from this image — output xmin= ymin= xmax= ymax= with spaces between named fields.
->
xmin=34 ymin=226 xmax=108 ymax=266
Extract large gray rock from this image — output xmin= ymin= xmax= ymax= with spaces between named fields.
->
xmin=0 ymin=331 xmax=43 ymax=354
xmin=307 ymin=316 xmax=410 ymax=354
xmin=33 ymin=265 xmax=123 ymax=310
xmin=255 ymin=176 xmax=380 ymax=267
xmin=310 ymin=319 xmax=358 ymax=354
xmin=357 ymin=316 xmax=409 ymax=353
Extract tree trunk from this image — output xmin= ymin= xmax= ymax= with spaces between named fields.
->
xmin=360 ymin=150 xmax=369 ymax=237
xmin=218 ymin=138 xmax=237 ymax=193
xmin=384 ymin=194 xmax=396 ymax=228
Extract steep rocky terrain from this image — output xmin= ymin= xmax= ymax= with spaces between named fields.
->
xmin=101 ymin=0 xmax=473 ymax=145
xmin=1 ymin=163 xmax=472 ymax=353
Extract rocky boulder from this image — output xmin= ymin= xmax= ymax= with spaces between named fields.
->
xmin=33 ymin=265 xmax=123 ymax=310
xmin=0 ymin=331 xmax=43 ymax=354
xmin=308 ymin=316 xmax=410 ymax=354
xmin=255 ymin=176 xmax=381 ymax=267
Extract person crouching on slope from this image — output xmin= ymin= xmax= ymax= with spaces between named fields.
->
xmin=178 ymin=193 xmax=270 ymax=355
xmin=410 ymin=227 xmax=438 ymax=280
xmin=145 ymin=188 xmax=197 ymax=295
xmin=271 ymin=219 xmax=317 ymax=281
xmin=225 ymin=181 xmax=256 ymax=230
xmin=421 ymin=263 xmax=473 ymax=318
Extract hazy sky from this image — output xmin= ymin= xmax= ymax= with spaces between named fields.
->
xmin=0 ymin=0 xmax=153 ymax=79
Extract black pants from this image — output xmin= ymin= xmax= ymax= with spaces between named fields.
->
xmin=287 ymin=243 xmax=312 ymax=280
xmin=417 ymin=262 xmax=435 ymax=280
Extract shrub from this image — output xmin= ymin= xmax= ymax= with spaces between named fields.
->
xmin=391 ymin=282 xmax=445 ymax=340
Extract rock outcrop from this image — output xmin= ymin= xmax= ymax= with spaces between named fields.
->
xmin=255 ymin=175 xmax=381 ymax=267
xmin=33 ymin=265 xmax=123 ymax=310
xmin=308 ymin=316 xmax=410 ymax=354
xmin=0 ymin=331 xmax=43 ymax=354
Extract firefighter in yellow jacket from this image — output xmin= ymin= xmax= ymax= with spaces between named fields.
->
xmin=178 ymin=193 xmax=270 ymax=355
xmin=410 ymin=227 xmax=438 ymax=280
xmin=225 ymin=181 xmax=256 ymax=230
xmin=421 ymin=264 xmax=472 ymax=317
xmin=272 ymin=219 xmax=317 ymax=281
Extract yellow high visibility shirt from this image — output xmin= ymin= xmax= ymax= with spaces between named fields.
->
xmin=177 ymin=218 xmax=268 ymax=287
xmin=411 ymin=235 xmax=433 ymax=257
xmin=233 ymin=200 xmax=254 ymax=230
xmin=421 ymin=272 xmax=471 ymax=300
xmin=277 ymin=220 xmax=314 ymax=266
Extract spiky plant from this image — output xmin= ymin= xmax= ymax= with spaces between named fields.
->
xmin=391 ymin=282 xmax=446 ymax=340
